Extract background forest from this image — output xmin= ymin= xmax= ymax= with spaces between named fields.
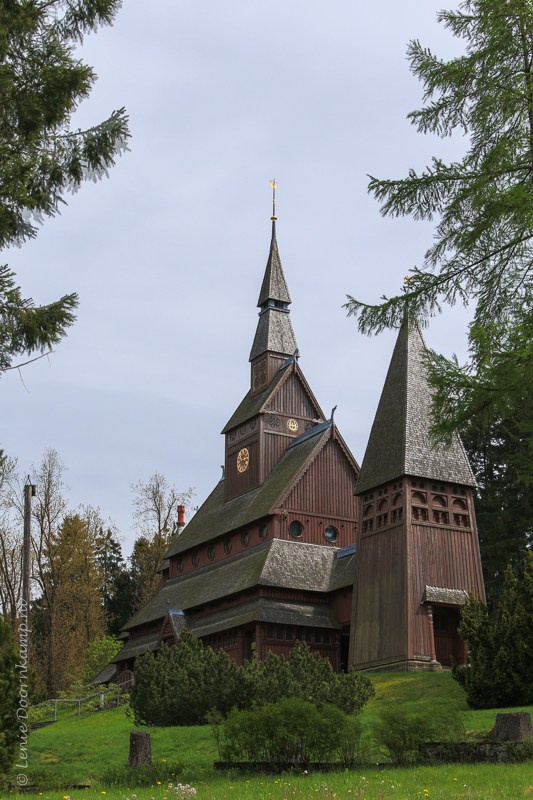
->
xmin=0 ymin=446 xmax=193 ymax=700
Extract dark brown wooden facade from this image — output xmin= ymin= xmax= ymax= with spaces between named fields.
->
xmin=110 ymin=220 xmax=360 ymax=680
xmin=348 ymin=318 xmax=486 ymax=672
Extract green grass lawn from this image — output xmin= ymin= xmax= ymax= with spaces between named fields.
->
xmin=12 ymin=672 xmax=533 ymax=800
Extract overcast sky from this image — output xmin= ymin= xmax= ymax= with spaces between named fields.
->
xmin=2 ymin=0 xmax=473 ymax=554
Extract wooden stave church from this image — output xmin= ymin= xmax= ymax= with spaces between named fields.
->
xmin=100 ymin=218 xmax=487 ymax=685
xmin=108 ymin=218 xmax=361 ymax=682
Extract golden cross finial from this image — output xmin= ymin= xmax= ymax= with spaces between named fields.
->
xmin=269 ymin=179 xmax=277 ymax=220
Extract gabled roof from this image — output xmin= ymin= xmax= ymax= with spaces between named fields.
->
xmin=222 ymin=367 xmax=287 ymax=434
xmin=222 ymin=362 xmax=323 ymax=434
xmin=356 ymin=317 xmax=476 ymax=494
xmin=257 ymin=223 xmax=292 ymax=306
xmin=166 ymin=425 xmax=329 ymax=557
xmin=121 ymin=538 xmax=356 ymax=632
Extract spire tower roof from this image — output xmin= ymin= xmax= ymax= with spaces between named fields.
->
xmin=249 ymin=195 xmax=297 ymax=362
xmin=355 ymin=317 xmax=476 ymax=494
xmin=257 ymin=221 xmax=292 ymax=307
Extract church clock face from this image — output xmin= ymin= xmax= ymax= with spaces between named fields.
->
xmin=237 ymin=448 xmax=250 ymax=473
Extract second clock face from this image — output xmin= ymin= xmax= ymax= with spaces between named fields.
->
xmin=237 ymin=447 xmax=249 ymax=473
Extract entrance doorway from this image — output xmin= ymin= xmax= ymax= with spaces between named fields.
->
xmin=433 ymin=607 xmax=465 ymax=666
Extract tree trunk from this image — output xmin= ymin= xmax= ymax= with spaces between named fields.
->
xmin=127 ymin=730 xmax=152 ymax=766
xmin=493 ymin=712 xmax=533 ymax=743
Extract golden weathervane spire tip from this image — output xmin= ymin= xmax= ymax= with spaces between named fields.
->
xmin=269 ymin=179 xmax=277 ymax=220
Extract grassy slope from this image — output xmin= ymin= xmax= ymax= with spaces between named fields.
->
xmin=18 ymin=672 xmax=533 ymax=798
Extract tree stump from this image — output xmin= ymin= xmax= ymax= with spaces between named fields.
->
xmin=493 ymin=712 xmax=533 ymax=743
xmin=127 ymin=730 xmax=152 ymax=766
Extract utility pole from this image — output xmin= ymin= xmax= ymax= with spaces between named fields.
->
xmin=22 ymin=479 xmax=36 ymax=655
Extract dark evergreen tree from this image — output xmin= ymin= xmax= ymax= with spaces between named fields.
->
xmin=0 ymin=615 xmax=24 ymax=778
xmin=462 ymin=420 xmax=533 ymax=606
xmin=95 ymin=528 xmax=134 ymax=635
xmin=342 ymin=0 xmax=533 ymax=577
xmin=0 ymin=0 xmax=130 ymax=375
xmin=453 ymin=552 xmax=533 ymax=707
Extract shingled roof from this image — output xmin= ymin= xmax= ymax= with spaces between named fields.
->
xmin=356 ymin=317 xmax=476 ymax=494
xmin=250 ymin=221 xmax=298 ymax=361
xmin=191 ymin=597 xmax=342 ymax=638
xmin=249 ymin=308 xmax=298 ymax=362
xmin=257 ymin=222 xmax=292 ymax=306
xmin=221 ymin=367 xmax=287 ymax=434
xmin=165 ymin=425 xmax=330 ymax=557
xmin=121 ymin=538 xmax=356 ymax=632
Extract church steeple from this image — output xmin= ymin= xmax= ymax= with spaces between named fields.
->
xmin=355 ymin=316 xmax=476 ymax=494
xmin=249 ymin=188 xmax=298 ymax=372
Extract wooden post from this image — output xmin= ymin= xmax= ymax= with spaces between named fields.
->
xmin=22 ymin=482 xmax=34 ymax=656
xmin=426 ymin=605 xmax=440 ymax=671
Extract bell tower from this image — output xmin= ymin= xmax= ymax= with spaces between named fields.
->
xmin=348 ymin=317 xmax=485 ymax=672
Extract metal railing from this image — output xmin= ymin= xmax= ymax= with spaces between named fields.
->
xmin=30 ymin=676 xmax=134 ymax=722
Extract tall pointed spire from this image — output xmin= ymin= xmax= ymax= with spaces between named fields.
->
xmin=355 ymin=317 xmax=476 ymax=494
xmin=249 ymin=183 xmax=297 ymax=362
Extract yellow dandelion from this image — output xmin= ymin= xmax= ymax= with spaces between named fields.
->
xmin=157 ymin=782 xmax=161 ymax=785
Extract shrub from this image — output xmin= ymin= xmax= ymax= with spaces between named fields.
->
xmin=371 ymin=702 xmax=465 ymax=765
xmin=219 ymin=698 xmax=362 ymax=765
xmin=130 ymin=630 xmax=375 ymax=727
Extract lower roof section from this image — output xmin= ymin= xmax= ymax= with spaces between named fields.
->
xmin=191 ymin=597 xmax=341 ymax=638
xmin=122 ymin=538 xmax=356 ymax=633
xmin=111 ymin=631 xmax=159 ymax=663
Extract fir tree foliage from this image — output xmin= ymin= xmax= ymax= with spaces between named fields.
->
xmin=345 ymin=0 xmax=533 ymax=335
xmin=0 ymin=614 xmax=24 ymax=778
xmin=0 ymin=0 xmax=130 ymax=374
xmin=452 ymin=551 xmax=533 ymax=707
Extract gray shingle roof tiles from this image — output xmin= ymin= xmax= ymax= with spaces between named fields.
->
xmin=121 ymin=538 xmax=355 ymax=632
xmin=249 ymin=308 xmax=298 ymax=362
xmin=257 ymin=242 xmax=292 ymax=307
xmin=355 ymin=317 xmax=476 ymax=494
xmin=191 ymin=597 xmax=341 ymax=638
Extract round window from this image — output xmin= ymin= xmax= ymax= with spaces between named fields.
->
xmin=224 ymin=538 xmax=232 ymax=554
xmin=289 ymin=520 xmax=304 ymax=538
xmin=241 ymin=531 xmax=250 ymax=546
xmin=208 ymin=545 xmax=215 ymax=560
xmin=259 ymin=523 xmax=268 ymax=539
xmin=178 ymin=558 xmax=184 ymax=573
xmin=192 ymin=551 xmax=199 ymax=567
xmin=324 ymin=525 xmax=339 ymax=543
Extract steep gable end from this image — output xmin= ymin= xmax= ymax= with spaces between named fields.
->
xmin=265 ymin=366 xmax=323 ymax=420
xmin=281 ymin=434 xmax=359 ymax=518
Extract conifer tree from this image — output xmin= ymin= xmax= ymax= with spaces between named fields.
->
xmin=0 ymin=0 xmax=130 ymax=375
xmin=0 ymin=614 xmax=24 ymax=778
xmin=344 ymin=0 xmax=533 ymax=573
xmin=453 ymin=552 xmax=533 ymax=707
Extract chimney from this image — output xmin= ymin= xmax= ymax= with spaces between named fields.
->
xmin=177 ymin=505 xmax=185 ymax=528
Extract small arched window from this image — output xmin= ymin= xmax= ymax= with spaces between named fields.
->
xmin=432 ymin=495 xmax=447 ymax=508
xmin=363 ymin=504 xmax=374 ymax=517
xmin=452 ymin=498 xmax=467 ymax=511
